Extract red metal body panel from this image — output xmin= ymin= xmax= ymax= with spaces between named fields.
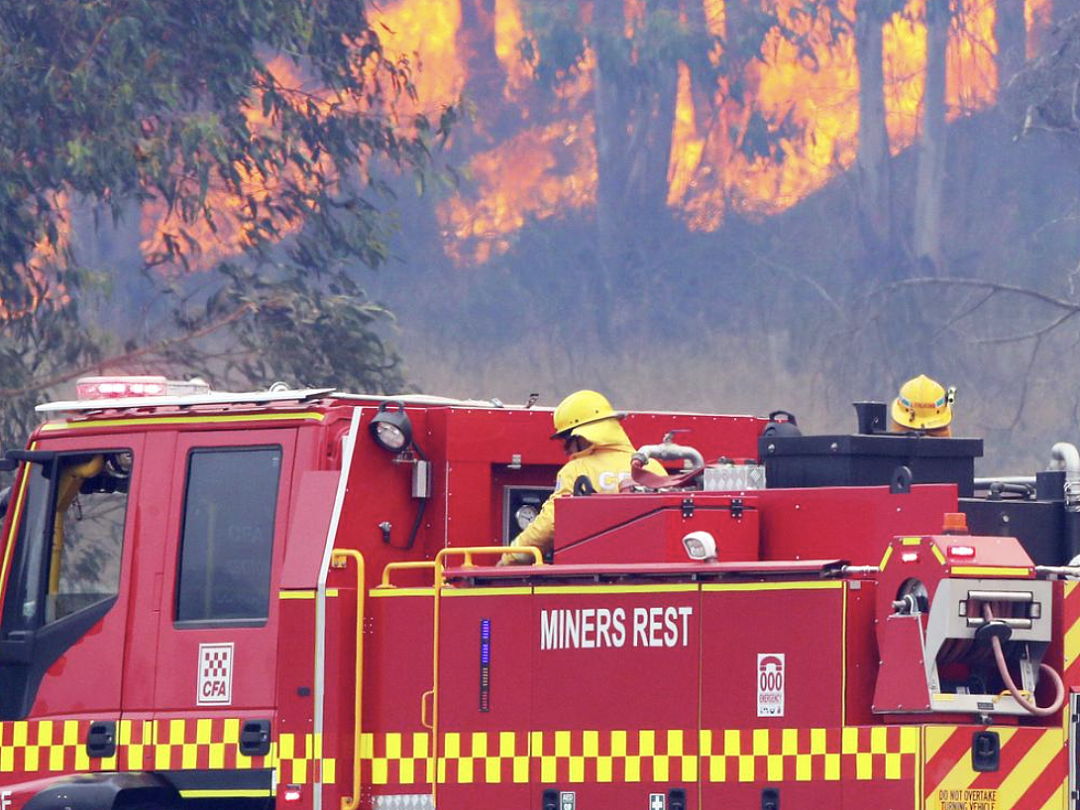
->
xmin=873 ymin=615 xmax=932 ymax=713
xmin=322 ymin=579 xmax=360 ymax=810
xmin=121 ymin=430 xmax=177 ymax=714
xmin=436 ymin=590 xmax=533 ymax=809
xmin=147 ymin=428 xmax=296 ymax=714
xmin=700 ymin=584 xmax=845 ymax=730
xmin=274 ymin=596 xmax=317 ymax=805
xmin=842 ymin=580 xmax=879 ymax=727
xmin=362 ymin=591 xmax=434 ymax=804
xmin=280 ymin=471 xmax=339 ymax=590
xmin=530 ymin=585 xmax=700 ymax=809
xmin=555 ymin=493 xmax=760 ymax=564
xmin=759 ymin=485 xmax=959 ymax=565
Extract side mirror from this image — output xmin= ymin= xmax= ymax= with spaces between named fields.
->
xmin=2 ymin=450 xmax=56 ymax=470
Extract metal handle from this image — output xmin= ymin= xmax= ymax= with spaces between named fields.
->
xmin=421 ymin=690 xmax=434 ymax=730
xmin=966 ymin=617 xmax=1033 ymax=629
xmin=85 ymin=721 xmax=116 ymax=758
xmin=331 ymin=550 xmax=365 ymax=810
xmin=967 ymin=590 xmax=1034 ymax=602
xmin=378 ymin=560 xmax=437 ymax=589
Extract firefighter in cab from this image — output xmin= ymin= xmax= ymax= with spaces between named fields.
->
xmin=501 ymin=390 xmax=666 ymax=564
xmin=890 ymin=374 xmax=955 ymax=437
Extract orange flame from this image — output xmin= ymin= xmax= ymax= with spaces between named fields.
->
xmin=440 ymin=0 xmax=1052 ymax=261
xmin=134 ymin=0 xmax=1054 ymax=271
xmin=140 ymin=56 xmax=327 ymax=272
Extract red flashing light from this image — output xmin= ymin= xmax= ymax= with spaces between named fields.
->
xmin=77 ymin=376 xmax=168 ymax=400
xmin=947 ymin=545 xmax=976 ymax=558
xmin=75 ymin=375 xmax=210 ymax=400
xmin=283 ymin=789 xmax=302 ymax=802
xmin=901 ymin=552 xmax=919 ymax=563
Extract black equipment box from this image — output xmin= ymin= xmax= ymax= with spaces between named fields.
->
xmin=760 ymin=434 xmax=983 ymax=497
xmin=961 ymin=497 xmax=1067 ymax=565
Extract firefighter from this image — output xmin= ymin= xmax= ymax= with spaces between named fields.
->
xmin=890 ymin=374 xmax=955 ymax=437
xmin=500 ymin=390 xmax=665 ymax=564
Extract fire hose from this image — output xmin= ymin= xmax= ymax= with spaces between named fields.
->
xmin=622 ymin=455 xmax=705 ymax=491
xmin=982 ymin=603 xmax=1066 ymax=717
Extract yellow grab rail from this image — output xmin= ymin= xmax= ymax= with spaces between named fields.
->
xmin=331 ymin=549 xmax=366 ymax=810
xmin=377 ymin=560 xmax=437 ymax=589
xmin=433 ymin=545 xmax=543 ymax=584
xmin=428 ymin=545 xmax=542 ymax=807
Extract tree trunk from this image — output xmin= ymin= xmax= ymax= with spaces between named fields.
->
xmin=458 ymin=0 xmax=508 ymax=128
xmin=684 ymin=0 xmax=716 ymax=130
xmin=71 ymin=196 xmax=153 ymax=341
xmin=854 ymin=0 xmax=895 ymax=265
xmin=626 ymin=56 xmax=678 ymax=247
xmin=995 ymin=0 xmax=1026 ymax=90
xmin=913 ymin=0 xmax=950 ymax=270
xmin=591 ymin=0 xmax=633 ymax=346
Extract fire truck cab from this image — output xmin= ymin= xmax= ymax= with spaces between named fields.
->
xmin=0 ymin=380 xmax=1076 ymax=810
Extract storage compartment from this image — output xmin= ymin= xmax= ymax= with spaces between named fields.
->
xmin=554 ymin=493 xmax=760 ymax=564
xmin=760 ymin=434 xmax=983 ymax=496
xmin=961 ymin=497 xmax=1074 ymax=565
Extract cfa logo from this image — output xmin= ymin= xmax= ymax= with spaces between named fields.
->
xmin=596 ymin=471 xmax=632 ymax=491
xmin=197 ymin=642 xmax=234 ymax=706
xmin=1 ymin=789 xmax=13 ymax=810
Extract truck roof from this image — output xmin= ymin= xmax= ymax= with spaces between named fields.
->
xmin=36 ymin=385 xmax=755 ymax=420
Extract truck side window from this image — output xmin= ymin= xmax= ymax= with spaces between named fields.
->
xmin=175 ymin=446 xmax=282 ymax=624
xmin=1 ymin=451 xmax=132 ymax=633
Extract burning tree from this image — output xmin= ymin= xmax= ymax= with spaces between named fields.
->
xmin=0 ymin=0 xmax=456 ymax=448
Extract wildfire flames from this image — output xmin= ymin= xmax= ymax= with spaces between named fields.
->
xmin=138 ymin=0 xmax=1054 ymax=269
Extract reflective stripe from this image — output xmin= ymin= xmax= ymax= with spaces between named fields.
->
xmin=702 ymin=581 xmax=842 ymax=592
xmin=361 ymin=726 xmax=919 ymax=785
xmin=950 ymin=566 xmax=1031 ymax=577
xmin=40 ymin=412 xmax=324 ymax=431
xmin=0 ymin=719 xmax=329 ymax=787
xmin=923 ymin=726 xmax=1066 ymax=810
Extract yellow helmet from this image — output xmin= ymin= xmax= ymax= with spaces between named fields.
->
xmin=891 ymin=375 xmax=955 ymax=431
xmin=550 ymin=390 xmax=623 ymax=439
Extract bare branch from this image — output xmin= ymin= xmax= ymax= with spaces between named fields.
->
xmin=871 ymin=277 xmax=1080 ymax=311
xmin=1009 ymin=334 xmax=1044 ymax=431
xmin=751 ymin=250 xmax=848 ymax=321
xmin=0 ymin=302 xmax=256 ymax=398
xmin=972 ymin=309 xmax=1080 ymax=344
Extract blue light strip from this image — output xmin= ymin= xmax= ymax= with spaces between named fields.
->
xmin=479 ymin=619 xmax=492 ymax=712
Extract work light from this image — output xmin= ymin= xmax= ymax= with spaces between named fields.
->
xmin=369 ymin=401 xmax=413 ymax=453
xmin=682 ymin=530 xmax=717 ymax=561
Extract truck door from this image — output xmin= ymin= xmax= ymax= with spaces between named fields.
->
xmin=143 ymin=429 xmax=296 ymax=800
xmin=0 ymin=435 xmax=144 ymax=787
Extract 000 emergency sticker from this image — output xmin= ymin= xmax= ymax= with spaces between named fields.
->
xmin=198 ymin=642 xmax=234 ymax=705
xmin=756 ymin=653 xmax=785 ymax=717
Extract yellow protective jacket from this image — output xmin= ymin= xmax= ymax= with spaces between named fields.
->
xmin=507 ymin=418 xmax=665 ymax=560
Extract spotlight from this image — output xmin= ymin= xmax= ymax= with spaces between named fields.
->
xmin=369 ymin=401 xmax=413 ymax=453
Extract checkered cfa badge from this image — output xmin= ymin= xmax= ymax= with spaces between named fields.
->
xmin=198 ymin=643 xmax=234 ymax=705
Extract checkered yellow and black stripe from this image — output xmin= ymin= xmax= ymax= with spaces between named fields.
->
xmin=362 ymin=726 xmax=920 ymax=786
xmin=0 ymin=718 xmax=333 ymax=785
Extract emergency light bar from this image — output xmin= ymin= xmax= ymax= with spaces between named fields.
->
xmin=76 ymin=376 xmax=211 ymax=400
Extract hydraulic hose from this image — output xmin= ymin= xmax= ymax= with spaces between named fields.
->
xmin=983 ymin=603 xmax=1066 ymax=717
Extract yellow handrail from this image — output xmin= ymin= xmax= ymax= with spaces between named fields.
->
xmin=428 ymin=546 xmax=542 ymax=807
xmin=377 ymin=560 xmax=437 ymax=589
xmin=331 ymin=549 xmax=365 ymax=810
xmin=434 ymin=545 xmax=543 ymax=584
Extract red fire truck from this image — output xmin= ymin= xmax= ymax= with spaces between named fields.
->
xmin=0 ymin=377 xmax=1076 ymax=810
